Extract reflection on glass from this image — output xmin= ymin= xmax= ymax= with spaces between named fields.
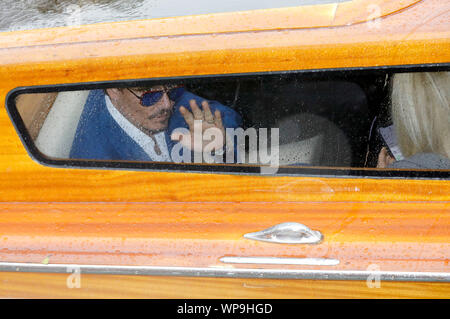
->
xmin=13 ymin=71 xmax=450 ymax=172
xmin=0 ymin=0 xmax=349 ymax=32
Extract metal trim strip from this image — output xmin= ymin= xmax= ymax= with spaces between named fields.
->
xmin=220 ymin=257 xmax=340 ymax=266
xmin=0 ymin=262 xmax=448 ymax=282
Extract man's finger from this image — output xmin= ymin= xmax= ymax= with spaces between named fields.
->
xmin=170 ymin=131 xmax=182 ymax=142
xmin=179 ymin=106 xmax=194 ymax=128
xmin=214 ymin=109 xmax=224 ymax=130
xmin=202 ymin=101 xmax=214 ymax=124
xmin=189 ymin=99 xmax=204 ymax=120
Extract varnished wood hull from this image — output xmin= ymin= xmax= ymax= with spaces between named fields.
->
xmin=1 ymin=273 xmax=449 ymax=299
xmin=0 ymin=202 xmax=448 ymax=298
xmin=0 ymin=0 xmax=448 ymax=298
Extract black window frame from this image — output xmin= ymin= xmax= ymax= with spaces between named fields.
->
xmin=6 ymin=63 xmax=450 ymax=180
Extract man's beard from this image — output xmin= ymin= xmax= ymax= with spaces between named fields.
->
xmin=138 ymin=108 xmax=173 ymax=135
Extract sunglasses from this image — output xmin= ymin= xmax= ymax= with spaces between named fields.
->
xmin=127 ymin=85 xmax=184 ymax=107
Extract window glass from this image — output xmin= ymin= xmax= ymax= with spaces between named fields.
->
xmin=9 ymin=68 xmax=450 ymax=178
xmin=0 ymin=0 xmax=348 ymax=32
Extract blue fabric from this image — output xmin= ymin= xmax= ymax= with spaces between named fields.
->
xmin=69 ymin=89 xmax=242 ymax=161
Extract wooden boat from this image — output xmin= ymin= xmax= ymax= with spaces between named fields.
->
xmin=0 ymin=0 xmax=448 ymax=298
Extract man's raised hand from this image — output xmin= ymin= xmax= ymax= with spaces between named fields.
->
xmin=171 ymin=99 xmax=225 ymax=153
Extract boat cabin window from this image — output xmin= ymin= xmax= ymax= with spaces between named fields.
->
xmin=8 ymin=68 xmax=450 ymax=179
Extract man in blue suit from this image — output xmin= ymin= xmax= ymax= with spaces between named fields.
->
xmin=70 ymin=85 xmax=242 ymax=162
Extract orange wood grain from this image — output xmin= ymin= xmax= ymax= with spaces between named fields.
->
xmin=0 ymin=0 xmax=421 ymax=49
xmin=0 ymin=162 xmax=449 ymax=202
xmin=0 ymin=0 xmax=448 ymax=298
xmin=0 ymin=272 xmax=448 ymax=299
xmin=0 ymin=202 xmax=448 ymax=273
xmin=0 ymin=0 xmax=446 ymax=204
xmin=0 ymin=0 xmax=448 ymax=84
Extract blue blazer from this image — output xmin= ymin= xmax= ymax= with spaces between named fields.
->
xmin=70 ymin=89 xmax=242 ymax=161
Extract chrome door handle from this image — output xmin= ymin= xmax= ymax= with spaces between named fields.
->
xmin=243 ymin=222 xmax=323 ymax=244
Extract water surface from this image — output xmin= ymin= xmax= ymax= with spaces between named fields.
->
xmin=0 ymin=0 xmax=346 ymax=32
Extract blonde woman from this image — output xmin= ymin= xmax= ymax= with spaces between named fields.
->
xmin=377 ymin=71 xmax=450 ymax=169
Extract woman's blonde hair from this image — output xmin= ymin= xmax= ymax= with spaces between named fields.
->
xmin=391 ymin=72 xmax=450 ymax=159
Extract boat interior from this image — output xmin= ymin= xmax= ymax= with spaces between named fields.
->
xmin=13 ymin=69 xmax=404 ymax=169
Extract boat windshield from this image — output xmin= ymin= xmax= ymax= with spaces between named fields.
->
xmin=0 ymin=0 xmax=348 ymax=32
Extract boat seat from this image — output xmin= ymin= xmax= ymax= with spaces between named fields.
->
xmin=279 ymin=113 xmax=351 ymax=166
xmin=35 ymin=91 xmax=89 ymax=158
xmin=246 ymin=113 xmax=352 ymax=167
